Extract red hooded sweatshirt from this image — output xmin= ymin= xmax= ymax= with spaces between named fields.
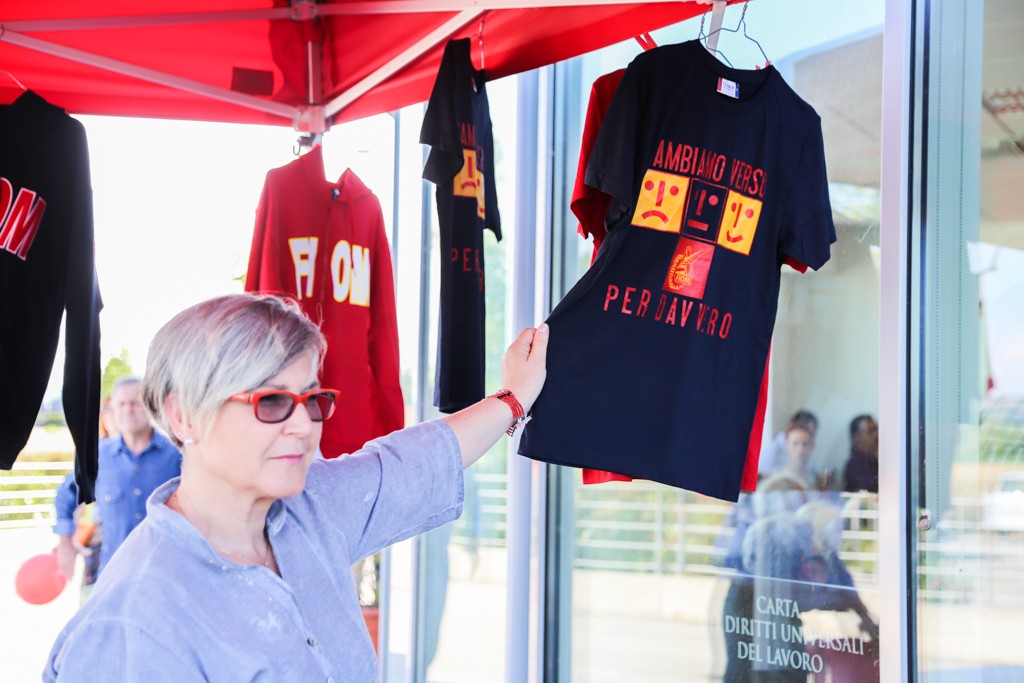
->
xmin=245 ymin=145 xmax=404 ymax=457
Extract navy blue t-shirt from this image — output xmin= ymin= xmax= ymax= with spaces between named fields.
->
xmin=420 ymin=38 xmax=501 ymax=413
xmin=519 ymin=41 xmax=836 ymax=501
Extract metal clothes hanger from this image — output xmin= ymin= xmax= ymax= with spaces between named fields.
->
xmin=293 ymin=132 xmax=322 ymax=157
xmin=698 ymin=5 xmax=733 ymax=68
xmin=699 ymin=1 xmax=771 ymax=69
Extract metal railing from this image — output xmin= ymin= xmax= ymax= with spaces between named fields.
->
xmin=452 ymin=471 xmax=509 ymax=548
xmin=449 ymin=474 xmax=1024 ymax=608
xmin=0 ymin=460 xmax=73 ymax=530
xmin=7 ymin=461 xmax=1022 ymax=608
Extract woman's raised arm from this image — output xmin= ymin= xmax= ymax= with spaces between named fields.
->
xmin=442 ymin=324 xmax=549 ymax=469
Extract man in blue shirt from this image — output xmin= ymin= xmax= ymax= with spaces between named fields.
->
xmin=54 ymin=377 xmax=181 ymax=582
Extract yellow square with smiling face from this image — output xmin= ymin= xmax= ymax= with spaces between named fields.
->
xmin=631 ymin=170 xmax=690 ymax=233
xmin=717 ymin=191 xmax=763 ymax=255
xmin=454 ymin=149 xmax=481 ymax=198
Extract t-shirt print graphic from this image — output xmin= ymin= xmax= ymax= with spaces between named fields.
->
xmin=632 ymin=147 xmax=768 ymax=301
xmin=453 ymin=147 xmax=486 ymax=219
xmin=663 ymin=237 xmax=714 ymax=300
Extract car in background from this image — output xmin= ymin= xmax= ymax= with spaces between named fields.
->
xmin=982 ymin=472 xmax=1024 ymax=532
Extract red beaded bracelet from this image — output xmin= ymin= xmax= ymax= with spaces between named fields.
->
xmin=489 ymin=389 xmax=528 ymax=436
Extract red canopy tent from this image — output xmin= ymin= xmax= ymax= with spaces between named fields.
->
xmin=0 ymin=0 xmax=731 ymax=129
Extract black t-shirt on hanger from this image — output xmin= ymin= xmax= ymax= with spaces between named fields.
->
xmin=518 ymin=41 xmax=836 ymax=502
xmin=0 ymin=90 xmax=103 ymax=503
xmin=421 ymin=38 xmax=502 ymax=413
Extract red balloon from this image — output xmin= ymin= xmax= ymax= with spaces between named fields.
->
xmin=15 ymin=552 xmax=67 ymax=605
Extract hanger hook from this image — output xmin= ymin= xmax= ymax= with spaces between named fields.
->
xmin=477 ymin=14 xmax=486 ymax=71
xmin=698 ymin=4 xmax=733 ymax=69
xmin=698 ymin=6 xmax=710 ymax=41
xmin=698 ymin=2 xmax=732 ymax=67
xmin=700 ymin=0 xmax=770 ymax=69
xmin=293 ymin=131 xmax=321 ymax=157
xmin=740 ymin=4 xmax=770 ymax=66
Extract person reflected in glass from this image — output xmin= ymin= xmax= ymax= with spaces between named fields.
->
xmin=722 ymin=513 xmax=816 ymax=682
xmin=793 ymin=501 xmax=878 ymax=640
xmin=759 ymin=410 xmax=838 ymax=491
xmin=721 ymin=463 xmax=810 ymax=571
xmin=842 ymin=415 xmax=879 ymax=493
xmin=757 ymin=409 xmax=818 ymax=481
xmin=45 ymin=293 xmax=548 ymax=682
xmin=782 ymin=423 xmax=815 ymax=486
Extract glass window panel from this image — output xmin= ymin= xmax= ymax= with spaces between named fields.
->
xmin=913 ymin=0 xmax=1024 ymax=679
xmin=415 ymin=75 xmax=519 ymax=683
xmin=548 ymin=2 xmax=885 ymax=681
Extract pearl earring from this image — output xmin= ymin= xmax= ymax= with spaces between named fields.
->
xmin=183 ymin=438 xmax=194 ymax=445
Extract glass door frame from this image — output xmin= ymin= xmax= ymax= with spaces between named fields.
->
xmin=878 ymin=0 xmax=914 ymax=681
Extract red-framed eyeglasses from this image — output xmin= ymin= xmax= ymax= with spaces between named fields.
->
xmin=228 ymin=389 xmax=340 ymax=424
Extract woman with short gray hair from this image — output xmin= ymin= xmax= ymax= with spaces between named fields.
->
xmin=45 ymin=293 xmax=549 ymax=682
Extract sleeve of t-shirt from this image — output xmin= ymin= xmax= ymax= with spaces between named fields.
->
xmin=303 ymin=420 xmax=464 ymax=563
xmin=420 ymin=42 xmax=464 ymax=185
xmin=62 ymin=118 xmax=102 ymax=504
xmin=778 ymin=122 xmax=836 ymax=271
xmin=584 ymin=60 xmax=642 ymax=211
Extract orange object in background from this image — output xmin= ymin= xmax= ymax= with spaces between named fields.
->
xmin=72 ymin=521 xmax=96 ymax=547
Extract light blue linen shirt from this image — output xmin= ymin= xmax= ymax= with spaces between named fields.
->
xmin=45 ymin=420 xmax=464 ymax=682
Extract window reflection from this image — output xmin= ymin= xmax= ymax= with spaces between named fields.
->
xmin=418 ymin=75 xmax=518 ymax=683
xmin=559 ymin=3 xmax=884 ymax=681
xmin=914 ymin=0 xmax=1024 ymax=678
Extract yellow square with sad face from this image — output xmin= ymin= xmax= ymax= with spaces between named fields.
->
xmin=631 ymin=170 xmax=690 ymax=233
xmin=454 ymin=149 xmax=481 ymax=199
xmin=716 ymin=191 xmax=763 ymax=255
